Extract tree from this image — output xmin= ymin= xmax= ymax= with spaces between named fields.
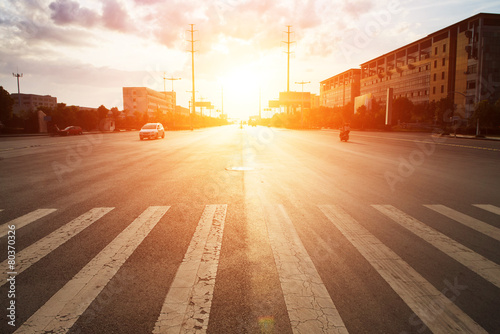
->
xmin=97 ymin=105 xmax=109 ymax=120
xmin=434 ymin=96 xmax=454 ymax=127
xmin=354 ymin=105 xmax=367 ymax=129
xmin=473 ymin=100 xmax=500 ymax=133
xmin=0 ymin=86 xmax=14 ymax=124
xmin=392 ymin=97 xmax=414 ymax=124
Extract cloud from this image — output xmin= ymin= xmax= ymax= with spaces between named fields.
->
xmin=48 ymin=0 xmax=133 ymax=32
xmin=342 ymin=0 xmax=375 ymax=18
xmin=49 ymin=0 xmax=99 ymax=26
xmin=133 ymin=0 xmax=164 ymax=5
xmin=102 ymin=0 xmax=132 ymax=32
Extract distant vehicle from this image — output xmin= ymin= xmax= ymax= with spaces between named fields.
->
xmin=58 ymin=126 xmax=83 ymax=136
xmin=139 ymin=123 xmax=165 ymax=140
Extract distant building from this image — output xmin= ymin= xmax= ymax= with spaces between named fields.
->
xmin=122 ymin=87 xmax=175 ymax=117
xmin=278 ymin=91 xmax=311 ymax=113
xmin=310 ymin=94 xmax=320 ymax=110
xmin=11 ymin=93 xmax=57 ymax=115
xmin=320 ymin=69 xmax=361 ymax=108
xmin=175 ymin=105 xmax=190 ymax=117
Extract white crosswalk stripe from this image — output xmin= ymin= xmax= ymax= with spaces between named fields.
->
xmin=372 ymin=205 xmax=500 ymax=288
xmin=4 ymin=203 xmax=497 ymax=333
xmin=153 ymin=204 xmax=226 ymax=333
xmin=319 ymin=205 xmax=487 ymax=334
xmin=473 ymin=204 xmax=500 ymax=216
xmin=425 ymin=205 xmax=500 ymax=241
xmin=14 ymin=206 xmax=169 ymax=334
xmin=0 ymin=209 xmax=57 ymax=237
xmin=0 ymin=207 xmax=114 ymax=288
xmin=265 ymin=204 xmax=348 ymax=334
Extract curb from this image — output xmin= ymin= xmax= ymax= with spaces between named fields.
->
xmin=444 ymin=134 xmax=500 ymax=141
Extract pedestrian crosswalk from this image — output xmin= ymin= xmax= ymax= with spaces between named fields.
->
xmin=1 ymin=203 xmax=498 ymax=333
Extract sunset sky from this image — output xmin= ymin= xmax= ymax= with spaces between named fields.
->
xmin=1 ymin=0 xmax=499 ymax=119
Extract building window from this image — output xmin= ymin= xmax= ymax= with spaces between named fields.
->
xmin=433 ymin=73 xmax=437 ymax=81
xmin=442 ymin=58 xmax=446 ymax=66
xmin=442 ymin=72 xmax=445 ymax=80
xmin=441 ymin=85 xmax=444 ymax=93
xmin=443 ymin=44 xmax=446 ymax=53
xmin=467 ymin=80 xmax=476 ymax=89
xmin=467 ymin=64 xmax=477 ymax=74
xmin=434 ymin=60 xmax=438 ymax=68
xmin=435 ymin=47 xmax=438 ymax=55
xmin=433 ymin=87 xmax=436 ymax=94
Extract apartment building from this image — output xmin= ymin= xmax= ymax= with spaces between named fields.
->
xmin=321 ymin=13 xmax=500 ymax=119
xmin=320 ymin=69 xmax=361 ymax=108
xmin=123 ymin=87 xmax=175 ymax=117
xmin=11 ymin=93 xmax=57 ymax=115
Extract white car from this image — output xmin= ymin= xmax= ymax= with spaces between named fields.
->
xmin=139 ymin=123 xmax=165 ymax=140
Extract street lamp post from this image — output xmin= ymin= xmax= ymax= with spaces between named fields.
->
xmin=12 ymin=71 xmax=23 ymax=110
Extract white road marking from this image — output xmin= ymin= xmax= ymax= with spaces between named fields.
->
xmin=473 ymin=204 xmax=500 ymax=216
xmin=320 ymin=205 xmax=487 ymax=334
xmin=14 ymin=206 xmax=169 ymax=334
xmin=153 ymin=204 xmax=227 ymax=334
xmin=425 ymin=205 xmax=500 ymax=241
xmin=0 ymin=209 xmax=57 ymax=237
xmin=0 ymin=207 xmax=114 ymax=287
xmin=265 ymin=204 xmax=348 ymax=334
xmin=373 ymin=205 xmax=500 ymax=288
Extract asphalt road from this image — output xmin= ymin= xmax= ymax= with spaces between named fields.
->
xmin=0 ymin=126 xmax=499 ymax=333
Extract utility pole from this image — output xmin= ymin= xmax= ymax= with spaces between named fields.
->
xmin=282 ymin=26 xmax=294 ymax=114
xmin=164 ymin=74 xmax=181 ymax=113
xmin=295 ymin=81 xmax=310 ymax=128
xmin=164 ymin=74 xmax=181 ymax=92
xmin=12 ymin=70 xmax=23 ymax=110
xmin=259 ymin=87 xmax=261 ymax=119
xmin=187 ymin=24 xmax=197 ymax=130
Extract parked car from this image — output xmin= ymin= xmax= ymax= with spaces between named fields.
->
xmin=58 ymin=126 xmax=83 ymax=135
xmin=139 ymin=123 xmax=165 ymax=140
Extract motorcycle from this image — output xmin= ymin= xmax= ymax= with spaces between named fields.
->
xmin=339 ymin=129 xmax=349 ymax=142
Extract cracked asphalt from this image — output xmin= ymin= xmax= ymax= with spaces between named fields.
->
xmin=0 ymin=125 xmax=499 ymax=333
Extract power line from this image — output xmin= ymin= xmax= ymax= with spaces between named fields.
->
xmin=295 ymin=81 xmax=310 ymax=128
xmin=187 ymin=24 xmax=197 ymax=130
xmin=163 ymin=73 xmax=181 ymax=92
xmin=282 ymin=26 xmax=295 ymax=93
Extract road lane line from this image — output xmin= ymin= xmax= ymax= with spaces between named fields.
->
xmin=14 ymin=206 xmax=169 ymax=334
xmin=473 ymin=204 xmax=500 ymax=216
xmin=425 ymin=205 xmax=500 ymax=241
xmin=373 ymin=205 xmax=500 ymax=288
xmin=319 ymin=205 xmax=486 ymax=334
xmin=265 ymin=204 xmax=348 ymax=334
xmin=153 ymin=204 xmax=227 ymax=334
xmin=0 ymin=209 xmax=57 ymax=237
xmin=0 ymin=207 xmax=114 ymax=288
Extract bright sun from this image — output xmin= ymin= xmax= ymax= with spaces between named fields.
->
xmin=220 ymin=66 xmax=262 ymax=120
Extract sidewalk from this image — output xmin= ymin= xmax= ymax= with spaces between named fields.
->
xmin=444 ymin=133 xmax=500 ymax=141
xmin=0 ymin=130 xmax=124 ymax=138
